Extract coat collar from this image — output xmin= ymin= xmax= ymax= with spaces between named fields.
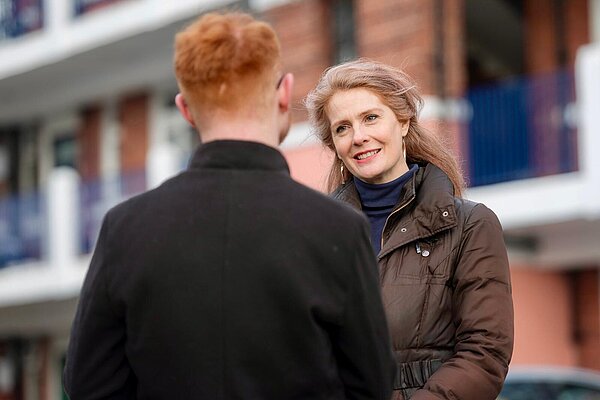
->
xmin=188 ymin=140 xmax=290 ymax=174
xmin=333 ymin=164 xmax=458 ymax=257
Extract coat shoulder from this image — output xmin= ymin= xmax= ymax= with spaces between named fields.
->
xmin=454 ymin=198 xmax=503 ymax=230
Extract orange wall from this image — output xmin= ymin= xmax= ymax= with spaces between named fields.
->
xmin=282 ymin=144 xmax=332 ymax=192
xmin=510 ymin=267 xmax=578 ymax=366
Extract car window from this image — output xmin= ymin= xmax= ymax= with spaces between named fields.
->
xmin=499 ymin=382 xmax=557 ymax=400
xmin=499 ymin=382 xmax=600 ymax=400
xmin=557 ymin=384 xmax=600 ymax=400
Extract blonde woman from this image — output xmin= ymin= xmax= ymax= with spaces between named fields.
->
xmin=306 ymin=59 xmax=514 ymax=400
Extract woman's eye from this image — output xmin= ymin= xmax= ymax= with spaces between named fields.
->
xmin=365 ymin=114 xmax=378 ymax=122
xmin=335 ymin=125 xmax=348 ymax=134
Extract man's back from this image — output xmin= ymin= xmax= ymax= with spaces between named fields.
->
xmin=64 ymin=140 xmax=395 ymax=399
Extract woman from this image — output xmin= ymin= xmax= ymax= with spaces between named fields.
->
xmin=305 ymin=59 xmax=514 ymax=400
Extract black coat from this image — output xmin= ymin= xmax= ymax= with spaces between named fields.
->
xmin=64 ymin=140 xmax=395 ymax=400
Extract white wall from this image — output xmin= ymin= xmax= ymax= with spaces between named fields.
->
xmin=0 ymin=0 xmax=232 ymax=80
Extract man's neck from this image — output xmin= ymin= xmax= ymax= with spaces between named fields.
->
xmin=199 ymin=118 xmax=279 ymax=148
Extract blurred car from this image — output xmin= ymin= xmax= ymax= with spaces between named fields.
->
xmin=498 ymin=366 xmax=600 ymax=400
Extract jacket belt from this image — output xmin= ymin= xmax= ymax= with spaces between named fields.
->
xmin=393 ymin=359 xmax=442 ymax=390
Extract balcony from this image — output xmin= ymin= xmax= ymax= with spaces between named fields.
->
xmin=0 ymin=0 xmax=44 ymax=41
xmin=467 ymin=69 xmax=578 ymax=187
xmin=73 ymin=0 xmax=126 ymax=17
xmin=0 ymin=168 xmax=146 ymax=269
xmin=80 ymin=170 xmax=146 ymax=253
xmin=0 ymin=190 xmax=44 ymax=267
xmin=466 ymin=44 xmax=600 ymax=267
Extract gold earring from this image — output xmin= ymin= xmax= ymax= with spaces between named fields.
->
xmin=403 ymin=138 xmax=407 ymax=161
xmin=340 ymin=163 xmax=346 ymax=184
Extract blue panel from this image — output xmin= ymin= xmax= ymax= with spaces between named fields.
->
xmin=0 ymin=0 xmax=44 ymax=40
xmin=0 ymin=190 xmax=44 ymax=268
xmin=467 ymin=70 xmax=578 ymax=187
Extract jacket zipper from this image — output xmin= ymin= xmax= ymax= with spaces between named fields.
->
xmin=380 ymin=194 xmax=415 ymax=253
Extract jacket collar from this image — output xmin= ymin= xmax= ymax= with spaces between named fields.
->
xmin=333 ymin=164 xmax=458 ymax=257
xmin=188 ymin=140 xmax=290 ymax=174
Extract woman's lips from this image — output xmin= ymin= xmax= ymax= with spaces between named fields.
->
xmin=354 ymin=149 xmax=381 ymax=162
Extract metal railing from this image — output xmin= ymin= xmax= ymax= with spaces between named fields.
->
xmin=0 ymin=168 xmax=146 ymax=268
xmin=0 ymin=190 xmax=45 ymax=267
xmin=73 ymin=0 xmax=126 ymax=17
xmin=0 ymin=0 xmax=43 ymax=41
xmin=80 ymin=169 xmax=146 ymax=253
xmin=467 ymin=70 xmax=579 ymax=187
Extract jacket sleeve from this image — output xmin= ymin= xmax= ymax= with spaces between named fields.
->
xmin=412 ymin=204 xmax=514 ymax=400
xmin=63 ymin=212 xmax=136 ymax=399
xmin=332 ymin=217 xmax=396 ymax=400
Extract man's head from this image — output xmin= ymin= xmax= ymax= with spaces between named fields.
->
xmin=173 ymin=12 xmax=293 ymax=144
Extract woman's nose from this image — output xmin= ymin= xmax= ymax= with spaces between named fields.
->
xmin=352 ymin=126 xmax=369 ymax=145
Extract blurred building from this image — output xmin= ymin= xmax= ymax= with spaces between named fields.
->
xmin=0 ymin=0 xmax=599 ymax=398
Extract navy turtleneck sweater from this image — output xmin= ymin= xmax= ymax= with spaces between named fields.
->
xmin=354 ymin=164 xmax=418 ymax=255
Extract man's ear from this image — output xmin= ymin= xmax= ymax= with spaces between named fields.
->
xmin=277 ymin=73 xmax=294 ymax=113
xmin=175 ymin=93 xmax=196 ymax=128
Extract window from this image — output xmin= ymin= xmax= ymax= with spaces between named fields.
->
xmin=331 ymin=0 xmax=356 ymax=63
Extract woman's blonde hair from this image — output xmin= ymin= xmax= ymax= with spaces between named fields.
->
xmin=305 ymin=58 xmax=465 ymax=196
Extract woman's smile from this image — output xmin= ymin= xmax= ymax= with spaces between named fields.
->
xmin=354 ymin=149 xmax=381 ymax=161
xmin=326 ymin=88 xmax=409 ymax=184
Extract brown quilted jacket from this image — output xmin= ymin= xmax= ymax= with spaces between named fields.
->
xmin=333 ymin=163 xmax=514 ymax=400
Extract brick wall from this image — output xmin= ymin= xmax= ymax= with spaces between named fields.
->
xmin=264 ymin=0 xmax=333 ymax=123
xmin=443 ymin=0 xmax=465 ymax=98
xmin=524 ymin=0 xmax=557 ymax=74
xmin=565 ymin=0 xmax=590 ymax=65
xmin=574 ymin=269 xmax=600 ymax=370
xmin=118 ymin=93 xmax=148 ymax=193
xmin=525 ymin=0 xmax=590 ymax=73
xmin=265 ymin=0 xmax=467 ymax=122
xmin=354 ymin=0 xmax=464 ymax=98
xmin=119 ymin=93 xmax=148 ymax=173
xmin=77 ymin=106 xmax=101 ymax=182
xmin=355 ymin=0 xmax=436 ymax=94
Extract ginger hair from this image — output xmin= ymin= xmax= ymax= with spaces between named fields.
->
xmin=174 ymin=12 xmax=281 ymax=115
xmin=305 ymin=59 xmax=465 ymax=196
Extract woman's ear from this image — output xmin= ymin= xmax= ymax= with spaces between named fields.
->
xmin=175 ymin=93 xmax=196 ymax=128
xmin=400 ymin=119 xmax=410 ymax=137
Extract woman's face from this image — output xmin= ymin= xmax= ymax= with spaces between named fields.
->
xmin=326 ymin=88 xmax=409 ymax=184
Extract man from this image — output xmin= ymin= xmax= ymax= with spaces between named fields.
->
xmin=64 ymin=12 xmax=395 ymax=400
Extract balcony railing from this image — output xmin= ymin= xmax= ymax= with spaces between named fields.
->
xmin=467 ymin=70 xmax=578 ymax=187
xmin=80 ymin=170 xmax=146 ymax=253
xmin=0 ymin=168 xmax=146 ymax=268
xmin=73 ymin=0 xmax=126 ymax=17
xmin=0 ymin=190 xmax=45 ymax=267
xmin=0 ymin=0 xmax=43 ymax=41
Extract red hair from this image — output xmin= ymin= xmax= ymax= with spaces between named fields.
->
xmin=174 ymin=12 xmax=281 ymax=113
